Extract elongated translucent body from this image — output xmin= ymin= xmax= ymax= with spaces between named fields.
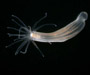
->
xmin=6 ymin=11 xmax=88 ymax=57
xmin=30 ymin=12 xmax=88 ymax=42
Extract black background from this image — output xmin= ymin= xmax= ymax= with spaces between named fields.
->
xmin=0 ymin=0 xmax=89 ymax=74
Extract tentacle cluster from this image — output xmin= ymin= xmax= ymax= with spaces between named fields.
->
xmin=6 ymin=12 xmax=57 ymax=57
xmin=6 ymin=15 xmax=31 ymax=55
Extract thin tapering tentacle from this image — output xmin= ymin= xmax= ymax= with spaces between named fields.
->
xmin=14 ymin=38 xmax=20 ymax=41
xmin=20 ymin=41 xmax=30 ymax=54
xmin=11 ymin=19 xmax=23 ymax=27
xmin=7 ymin=33 xmax=25 ymax=37
xmin=5 ymin=38 xmax=25 ymax=48
xmin=32 ymin=41 xmax=44 ymax=57
xmin=32 ymin=12 xmax=47 ymax=29
xmin=15 ymin=40 xmax=28 ymax=55
xmin=19 ymin=27 xmax=30 ymax=33
xmin=7 ymin=27 xmax=25 ymax=33
xmin=34 ymin=23 xmax=57 ymax=31
xmin=12 ymin=15 xmax=27 ymax=27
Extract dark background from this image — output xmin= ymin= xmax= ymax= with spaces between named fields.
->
xmin=0 ymin=0 xmax=89 ymax=74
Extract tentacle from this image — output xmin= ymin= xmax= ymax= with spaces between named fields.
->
xmin=32 ymin=12 xmax=47 ymax=29
xmin=32 ymin=41 xmax=44 ymax=57
xmin=34 ymin=23 xmax=57 ymax=31
xmin=5 ymin=38 xmax=25 ymax=48
xmin=7 ymin=27 xmax=25 ymax=33
xmin=7 ymin=33 xmax=25 ymax=37
xmin=15 ymin=40 xmax=28 ymax=55
xmin=20 ymin=41 xmax=30 ymax=54
xmin=12 ymin=15 xmax=27 ymax=27
xmin=11 ymin=19 xmax=23 ymax=27
xmin=49 ymin=42 xmax=52 ymax=45
xmin=14 ymin=38 xmax=21 ymax=41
